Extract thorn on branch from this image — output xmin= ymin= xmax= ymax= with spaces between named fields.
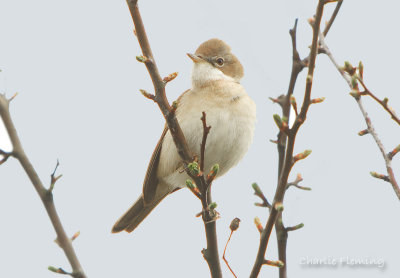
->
xmin=370 ymin=171 xmax=390 ymax=182
xmin=285 ymin=223 xmax=304 ymax=232
xmin=358 ymin=129 xmax=369 ymax=136
xmin=139 ymin=89 xmax=156 ymax=102
xmin=163 ymin=72 xmax=178 ymax=83
xmin=48 ymin=266 xmax=71 ymax=275
xmin=293 ymin=149 xmax=312 ymax=163
xmin=254 ymin=217 xmax=263 ymax=234
xmin=252 ymin=183 xmax=272 ymax=208
xmin=49 ymin=160 xmax=62 ymax=192
xmin=263 ymin=259 xmax=285 ymax=268
xmin=388 ymin=144 xmax=400 ymax=160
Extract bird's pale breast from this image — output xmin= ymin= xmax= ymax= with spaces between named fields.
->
xmin=158 ymin=80 xmax=256 ymax=190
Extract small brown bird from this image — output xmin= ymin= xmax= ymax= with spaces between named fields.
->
xmin=112 ymin=38 xmax=256 ymax=233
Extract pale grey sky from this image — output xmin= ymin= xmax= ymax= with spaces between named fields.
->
xmin=1 ymin=1 xmax=399 ymax=277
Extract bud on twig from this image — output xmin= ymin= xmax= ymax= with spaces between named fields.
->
xmin=254 ymin=217 xmax=263 ymax=233
xmin=207 ymin=164 xmax=219 ymax=183
xmin=388 ymin=144 xmax=400 ymax=160
xmin=358 ymin=129 xmax=369 ymax=136
xmin=273 ymin=114 xmax=288 ymax=133
xmin=71 ymin=231 xmax=80 ymax=241
xmin=186 ymin=179 xmax=201 ymax=198
xmin=293 ymin=150 xmax=312 ymax=163
xmin=274 ymin=202 xmax=284 ymax=211
xmin=208 ymin=202 xmax=217 ymax=210
xmin=370 ymin=171 xmax=390 ymax=182
xmin=290 ymin=95 xmax=298 ymax=116
xmin=163 ymin=72 xmax=178 ymax=83
xmin=136 ymin=55 xmax=148 ymax=63
xmin=310 ymin=97 xmax=325 ymax=104
xmin=263 ymin=260 xmax=285 ymax=268
xmin=358 ymin=61 xmax=364 ymax=79
xmin=139 ymin=89 xmax=156 ymax=101
xmin=48 ymin=266 xmax=70 ymax=275
xmin=188 ymin=161 xmax=200 ymax=176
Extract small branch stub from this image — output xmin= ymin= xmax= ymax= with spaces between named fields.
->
xmin=286 ymin=223 xmax=304 ymax=232
xmin=252 ymin=183 xmax=272 ymax=208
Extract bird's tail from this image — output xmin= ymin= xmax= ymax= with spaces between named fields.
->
xmin=111 ymin=193 xmax=167 ymax=233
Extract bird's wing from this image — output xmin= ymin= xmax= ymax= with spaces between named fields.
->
xmin=142 ymin=89 xmax=191 ymax=204
xmin=142 ymin=126 xmax=168 ymax=204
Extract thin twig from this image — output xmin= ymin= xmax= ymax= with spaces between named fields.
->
xmin=222 ymin=218 xmax=240 ymax=278
xmin=318 ymin=32 xmax=400 ymax=200
xmin=0 ymin=94 xmax=86 ymax=278
xmin=223 ymin=231 xmax=237 ymax=278
xmin=357 ymin=79 xmax=400 ymax=126
xmin=250 ymin=1 xmax=328 ymax=277
xmin=125 ymin=1 xmax=222 ymax=276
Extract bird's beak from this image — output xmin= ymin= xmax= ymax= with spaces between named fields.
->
xmin=187 ymin=53 xmax=203 ymax=63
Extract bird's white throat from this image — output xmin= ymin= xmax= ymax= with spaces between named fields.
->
xmin=191 ymin=62 xmax=234 ymax=89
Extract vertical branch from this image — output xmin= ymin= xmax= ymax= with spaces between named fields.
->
xmin=273 ymin=2 xmax=343 ymax=277
xmin=125 ymin=1 xmax=222 ymax=276
xmin=0 ymin=94 xmax=86 ymax=278
xmin=249 ymin=1 xmax=327 ymax=277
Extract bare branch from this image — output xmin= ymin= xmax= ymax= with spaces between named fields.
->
xmin=318 ymin=32 xmax=400 ymax=200
xmin=0 ymin=94 xmax=86 ymax=277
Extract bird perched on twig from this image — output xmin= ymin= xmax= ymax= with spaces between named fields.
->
xmin=112 ymin=38 xmax=256 ymax=233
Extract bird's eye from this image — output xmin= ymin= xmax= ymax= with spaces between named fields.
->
xmin=216 ymin=57 xmax=224 ymax=67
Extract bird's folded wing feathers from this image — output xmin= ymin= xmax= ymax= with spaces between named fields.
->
xmin=142 ymin=126 xmax=168 ymax=204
